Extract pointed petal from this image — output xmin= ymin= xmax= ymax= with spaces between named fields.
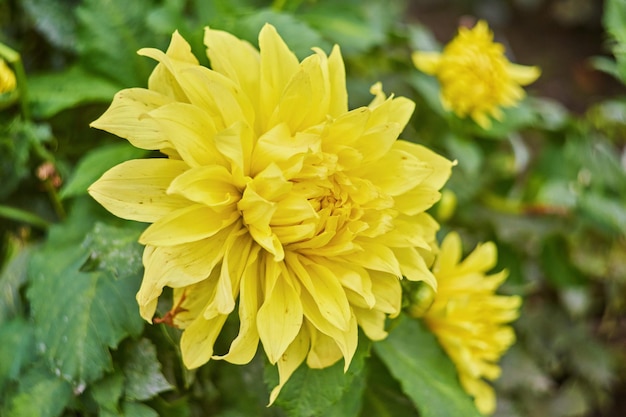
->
xmin=168 ymin=165 xmax=240 ymax=209
xmin=306 ymin=325 xmax=343 ymax=368
xmin=204 ymin=27 xmax=261 ymax=112
xmin=257 ymin=271 xmax=303 ymax=364
xmin=268 ymin=326 xmax=309 ymax=405
xmin=394 ymin=246 xmax=437 ymax=289
xmin=180 ymin=314 xmax=229 ymax=369
xmin=89 ymin=159 xmax=189 ymax=223
xmin=90 ymin=88 xmax=173 ymax=150
xmin=139 ymin=204 xmax=239 ymax=246
xmin=286 ymin=253 xmax=352 ymax=332
xmin=141 ymin=31 xmax=198 ymax=101
xmin=327 ymin=45 xmax=348 ymax=117
xmin=146 ymin=102 xmax=225 ymax=167
xmin=507 ymin=63 xmax=540 ymax=85
xmin=393 ymin=140 xmax=454 ymax=190
xmin=412 ymin=51 xmax=442 ymax=75
xmin=352 ymin=306 xmax=388 ymax=341
xmin=342 ymin=241 xmax=402 ymax=277
xmin=259 ymin=24 xmax=300 ymax=130
xmin=215 ymin=245 xmax=263 ymax=364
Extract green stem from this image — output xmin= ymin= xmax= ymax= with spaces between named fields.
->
xmin=44 ymin=180 xmax=66 ymax=220
xmin=0 ymin=205 xmax=50 ymax=229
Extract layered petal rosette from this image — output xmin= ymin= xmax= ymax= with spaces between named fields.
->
xmin=89 ymin=24 xmax=453 ymax=401
xmin=412 ymin=20 xmax=540 ymax=129
xmin=414 ymin=232 xmax=522 ymax=415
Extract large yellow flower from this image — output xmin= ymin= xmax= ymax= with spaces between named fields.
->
xmin=89 ymin=24 xmax=453 ymax=402
xmin=412 ymin=20 xmax=540 ymax=129
xmin=413 ymin=232 xmax=521 ymax=415
xmin=0 ymin=59 xmax=16 ymax=94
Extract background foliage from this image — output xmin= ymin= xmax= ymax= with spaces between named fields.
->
xmin=1 ymin=0 xmax=625 ymax=416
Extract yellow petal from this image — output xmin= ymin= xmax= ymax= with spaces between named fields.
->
xmin=355 ymin=148 xmax=432 ymax=196
xmin=456 ymin=241 xmax=497 ymax=275
xmin=137 ymin=228 xmax=236 ymax=319
xmin=268 ymin=326 xmax=309 ymax=405
xmin=257 ymin=271 xmax=303 ymax=364
xmin=204 ymin=26 xmax=261 ymax=115
xmin=90 ymin=88 xmax=173 ymax=150
xmin=327 ymin=45 xmax=348 ymax=117
xmin=142 ymin=31 xmax=198 ymax=102
xmin=306 ymin=325 xmax=343 ymax=368
xmin=507 ymin=63 xmax=541 ymax=85
xmin=342 ymin=241 xmax=402 ymax=277
xmin=213 ymin=121 xmax=254 ymax=182
xmin=146 ymin=102 xmax=225 ymax=167
xmin=412 ymin=51 xmax=442 ymax=75
xmin=393 ymin=140 xmax=454 ymax=190
xmin=259 ymin=23 xmax=300 ymax=130
xmin=352 ymin=306 xmax=388 ymax=341
xmin=394 ymin=187 xmax=442 ymax=215
xmin=214 ymin=246 xmax=262 ymax=364
xmin=394 ymin=246 xmax=437 ymax=290
xmin=314 ymin=258 xmax=376 ymax=309
xmin=369 ymin=270 xmax=402 ymax=315
xmin=139 ymin=204 xmax=239 ymax=246
xmin=168 ymin=165 xmax=240 ymax=209
xmin=180 ymin=314 xmax=229 ymax=369
xmin=203 ymin=231 xmax=254 ymax=319
xmin=179 ymin=66 xmax=256 ymax=130
xmin=286 ymin=253 xmax=352 ymax=332
xmin=89 ymin=159 xmax=189 ymax=223
xmin=299 ymin=288 xmax=358 ymax=371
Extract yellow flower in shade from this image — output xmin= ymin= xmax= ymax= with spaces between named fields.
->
xmin=416 ymin=232 xmax=522 ymax=415
xmin=412 ymin=20 xmax=540 ymax=129
xmin=88 ymin=24 xmax=453 ymax=402
xmin=0 ymin=59 xmax=16 ymax=94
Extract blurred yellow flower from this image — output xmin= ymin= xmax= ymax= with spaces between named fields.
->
xmin=89 ymin=24 xmax=453 ymax=402
xmin=0 ymin=59 xmax=16 ymax=94
xmin=412 ymin=20 xmax=540 ymax=129
xmin=415 ymin=232 xmax=521 ymax=415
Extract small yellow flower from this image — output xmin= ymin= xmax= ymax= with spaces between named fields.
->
xmin=412 ymin=20 xmax=540 ymax=129
xmin=414 ymin=232 xmax=521 ymax=415
xmin=89 ymin=25 xmax=453 ymax=402
xmin=0 ymin=59 xmax=16 ymax=94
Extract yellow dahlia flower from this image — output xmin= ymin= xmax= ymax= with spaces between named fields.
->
xmin=0 ymin=59 xmax=16 ymax=94
xmin=89 ymin=24 xmax=453 ymax=402
xmin=416 ymin=232 xmax=521 ymax=415
xmin=412 ymin=20 xmax=540 ymax=129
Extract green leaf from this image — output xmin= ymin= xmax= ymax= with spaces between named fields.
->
xmin=21 ymin=0 xmax=78 ymax=51
xmin=267 ymin=334 xmax=370 ymax=417
xmin=0 ymin=237 xmax=32 ymax=321
xmin=60 ymin=143 xmax=148 ymax=199
xmin=0 ymin=318 xmax=36 ymax=391
xmin=374 ymin=315 xmax=483 ymax=417
xmin=323 ymin=362 xmax=366 ymax=417
xmin=2 ymin=364 xmax=73 ymax=417
xmin=122 ymin=338 xmax=173 ymax=401
xmin=27 ymin=212 xmax=144 ymax=385
xmin=236 ymin=10 xmax=329 ymax=60
xmin=299 ymin=0 xmax=401 ymax=55
xmin=539 ymin=235 xmax=587 ymax=288
xmin=121 ymin=402 xmax=159 ymax=417
xmin=578 ymin=192 xmax=626 ymax=236
xmin=360 ymin=353 xmax=420 ymax=417
xmin=604 ymin=0 xmax=626 ymax=83
xmin=90 ymin=372 xmax=125 ymax=413
xmin=28 ymin=66 xmax=120 ymax=119
xmin=76 ymin=0 xmax=162 ymax=87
